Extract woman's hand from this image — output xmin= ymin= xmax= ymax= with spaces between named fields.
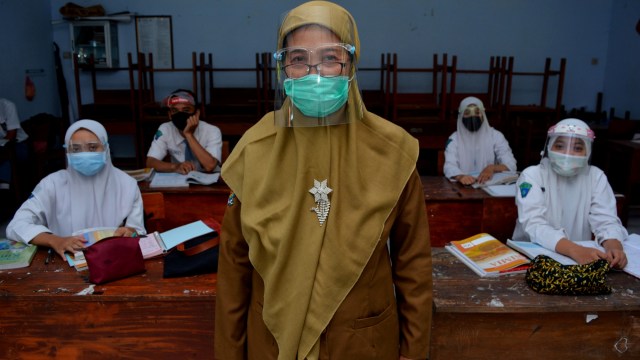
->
xmin=477 ymin=165 xmax=496 ymax=184
xmin=32 ymin=232 xmax=87 ymax=259
xmin=556 ymin=238 xmax=607 ymax=265
xmin=602 ymin=239 xmax=627 ymax=269
xmin=113 ymin=227 xmax=138 ymax=238
xmin=174 ymin=161 xmax=196 ymax=174
xmin=456 ymin=174 xmax=476 ymax=185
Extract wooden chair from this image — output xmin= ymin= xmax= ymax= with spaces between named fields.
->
xmin=142 ymin=192 xmax=165 ymax=233
xmin=360 ymin=53 xmax=393 ymax=118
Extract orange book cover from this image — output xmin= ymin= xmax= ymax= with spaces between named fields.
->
xmin=447 ymin=233 xmax=530 ymax=276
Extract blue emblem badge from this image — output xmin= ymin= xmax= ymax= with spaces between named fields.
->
xmin=519 ymin=182 xmax=532 ymax=198
xmin=154 ymin=130 xmax=163 ymax=141
xmin=227 ymin=193 xmax=236 ymax=206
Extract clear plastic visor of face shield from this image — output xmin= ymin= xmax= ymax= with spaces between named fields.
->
xmin=273 ymin=8 xmax=357 ymax=127
xmin=545 ymin=134 xmax=592 ymax=159
xmin=65 ymin=141 xmax=105 ymax=154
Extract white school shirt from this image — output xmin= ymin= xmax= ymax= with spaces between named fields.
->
xmin=0 ymin=98 xmax=28 ymax=142
xmin=512 ymin=158 xmax=628 ymax=251
xmin=443 ymin=127 xmax=517 ymax=179
xmin=6 ymin=119 xmax=146 ymax=244
xmin=147 ymin=121 xmax=222 ymax=172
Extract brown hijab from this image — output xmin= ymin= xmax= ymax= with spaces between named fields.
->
xmin=222 ymin=2 xmax=419 ymax=358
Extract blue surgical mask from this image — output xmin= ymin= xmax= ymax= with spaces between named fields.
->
xmin=548 ymin=151 xmax=588 ymax=177
xmin=67 ymin=151 xmax=107 ymax=176
xmin=284 ymin=75 xmax=349 ymax=117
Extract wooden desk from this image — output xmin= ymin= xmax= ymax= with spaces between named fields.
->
xmin=422 ymin=176 xmax=517 ymax=246
xmin=139 ymin=181 xmax=231 ymax=230
xmin=431 ymin=248 xmax=640 ymax=359
xmin=0 ymin=249 xmax=216 ymax=359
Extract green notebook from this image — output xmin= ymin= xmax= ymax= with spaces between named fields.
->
xmin=0 ymin=238 xmax=38 ymax=270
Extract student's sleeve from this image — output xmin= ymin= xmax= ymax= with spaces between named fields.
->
xmin=515 ymin=168 xmax=566 ymax=250
xmin=389 ymin=170 xmax=432 ymax=359
xmin=493 ymin=130 xmax=517 ymax=171
xmin=124 ymin=188 xmax=146 ymax=235
xmin=215 ymin=196 xmax=251 ymax=360
xmin=147 ymin=124 xmax=169 ymax=160
xmin=589 ymin=170 xmax=628 ymax=244
xmin=203 ymin=125 xmax=223 ymax=163
xmin=443 ymin=133 xmax=463 ymax=179
xmin=2 ymin=100 xmax=21 ymax=130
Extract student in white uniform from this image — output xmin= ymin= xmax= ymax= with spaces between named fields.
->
xmin=0 ymin=98 xmax=29 ymax=187
xmin=512 ymin=118 xmax=628 ymax=269
xmin=146 ymin=89 xmax=222 ymax=174
xmin=6 ymin=119 xmax=145 ymax=259
xmin=443 ymin=96 xmax=517 ymax=185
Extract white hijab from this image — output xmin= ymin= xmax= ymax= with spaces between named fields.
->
xmin=455 ymin=96 xmax=496 ymax=174
xmin=38 ymin=119 xmax=139 ymax=235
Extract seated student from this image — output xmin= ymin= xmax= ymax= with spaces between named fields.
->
xmin=146 ymin=89 xmax=222 ymax=174
xmin=0 ymin=98 xmax=29 ymax=189
xmin=443 ymin=96 xmax=516 ymax=185
xmin=6 ymin=119 xmax=145 ymax=259
xmin=512 ymin=118 xmax=628 ymax=269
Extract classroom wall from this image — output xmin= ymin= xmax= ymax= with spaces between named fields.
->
xmin=0 ymin=0 xmax=58 ymax=121
xmin=2 ymin=1 xmax=638 ymax=122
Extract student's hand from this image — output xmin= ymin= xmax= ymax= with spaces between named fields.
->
xmin=174 ymin=161 xmax=196 ymax=175
xmin=602 ymin=239 xmax=627 ymax=269
xmin=113 ymin=227 xmax=138 ymax=238
xmin=182 ymin=110 xmax=200 ymax=137
xmin=477 ymin=165 xmax=495 ymax=184
xmin=456 ymin=175 xmax=476 ymax=186
xmin=568 ymin=244 xmax=608 ymax=265
xmin=53 ymin=236 xmax=87 ymax=259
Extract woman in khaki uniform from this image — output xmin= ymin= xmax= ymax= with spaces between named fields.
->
xmin=214 ymin=2 xmax=432 ymax=359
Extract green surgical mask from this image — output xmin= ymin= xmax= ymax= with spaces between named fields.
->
xmin=284 ymin=75 xmax=349 ymax=117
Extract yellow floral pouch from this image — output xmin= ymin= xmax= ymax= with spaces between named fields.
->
xmin=525 ymin=255 xmax=611 ymax=295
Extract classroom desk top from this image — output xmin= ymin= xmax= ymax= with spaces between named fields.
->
xmin=431 ymin=247 xmax=640 ymax=359
xmin=0 ymin=248 xmax=217 ymax=359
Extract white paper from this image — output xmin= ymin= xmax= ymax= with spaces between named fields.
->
xmin=159 ymin=220 xmax=214 ymax=250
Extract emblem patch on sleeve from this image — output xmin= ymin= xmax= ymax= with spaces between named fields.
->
xmin=227 ymin=193 xmax=236 ymax=207
xmin=154 ymin=130 xmax=163 ymax=141
xmin=445 ymin=138 xmax=452 ymax=149
xmin=519 ymin=182 xmax=532 ymax=198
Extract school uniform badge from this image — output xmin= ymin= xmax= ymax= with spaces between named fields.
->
xmin=154 ymin=130 xmax=163 ymax=140
xmin=519 ymin=182 xmax=532 ymax=198
xmin=445 ymin=138 xmax=452 ymax=149
xmin=227 ymin=193 xmax=236 ymax=207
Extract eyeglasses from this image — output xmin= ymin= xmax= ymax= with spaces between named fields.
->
xmin=274 ymin=43 xmax=355 ymax=79
xmin=66 ymin=141 xmax=104 ymax=153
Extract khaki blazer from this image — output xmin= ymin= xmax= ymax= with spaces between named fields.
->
xmin=215 ymin=170 xmax=432 ymax=360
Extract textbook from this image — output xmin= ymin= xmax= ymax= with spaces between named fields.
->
xmin=0 ymin=238 xmax=38 ymax=270
xmin=149 ymin=171 xmax=220 ymax=188
xmin=445 ymin=233 xmax=530 ymax=277
xmin=124 ymin=168 xmax=154 ymax=182
xmin=482 ymin=184 xmax=517 ymax=197
xmin=471 ymin=171 xmax=519 ymax=188
xmin=138 ymin=220 xmax=216 ymax=259
xmin=507 ymin=234 xmax=640 ymax=279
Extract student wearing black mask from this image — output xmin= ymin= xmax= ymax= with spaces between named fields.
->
xmin=443 ymin=96 xmax=517 ymax=185
xmin=146 ymin=89 xmax=222 ymax=174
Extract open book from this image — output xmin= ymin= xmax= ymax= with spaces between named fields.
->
xmin=507 ymin=234 xmax=640 ymax=279
xmin=482 ymin=183 xmax=517 ymax=197
xmin=149 ymin=171 xmax=220 ymax=188
xmin=445 ymin=233 xmax=530 ymax=277
xmin=0 ymin=238 xmax=38 ymax=270
xmin=124 ymin=168 xmax=155 ymax=182
xmin=138 ymin=220 xmax=215 ymax=259
xmin=471 ymin=171 xmax=519 ymax=188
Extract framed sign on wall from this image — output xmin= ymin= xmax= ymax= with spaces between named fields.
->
xmin=135 ymin=15 xmax=174 ymax=69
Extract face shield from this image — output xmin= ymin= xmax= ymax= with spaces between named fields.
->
xmin=273 ymin=5 xmax=358 ymax=127
xmin=544 ymin=119 xmax=595 ymax=177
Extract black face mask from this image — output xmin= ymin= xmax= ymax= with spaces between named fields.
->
xmin=171 ymin=112 xmax=194 ymax=131
xmin=462 ymin=116 xmax=483 ymax=132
